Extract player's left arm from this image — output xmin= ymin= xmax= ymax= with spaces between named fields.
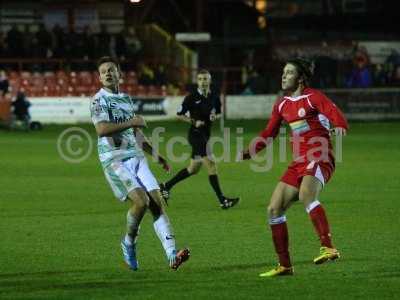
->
xmin=311 ymin=91 xmax=349 ymax=136
xmin=134 ymin=128 xmax=170 ymax=172
xmin=210 ymin=94 xmax=222 ymax=121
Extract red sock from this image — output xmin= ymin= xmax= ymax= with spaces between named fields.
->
xmin=309 ymin=204 xmax=334 ymax=248
xmin=270 ymin=222 xmax=291 ymax=267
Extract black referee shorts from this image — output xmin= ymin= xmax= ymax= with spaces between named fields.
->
xmin=188 ymin=130 xmax=211 ymax=159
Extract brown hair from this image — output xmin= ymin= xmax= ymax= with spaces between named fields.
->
xmin=286 ymin=58 xmax=314 ymax=86
xmin=97 ymin=56 xmax=120 ymax=70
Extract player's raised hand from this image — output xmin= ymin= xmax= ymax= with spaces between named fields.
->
xmin=331 ymin=127 xmax=347 ymax=136
xmin=131 ymin=115 xmax=147 ymax=128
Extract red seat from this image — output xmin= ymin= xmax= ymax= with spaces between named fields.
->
xmin=89 ymin=85 xmax=98 ymax=95
xmin=8 ymin=71 xmax=19 ymax=79
xmin=92 ymin=71 xmax=100 ymax=84
xmin=20 ymin=71 xmax=32 ymax=79
xmin=123 ymin=85 xmax=137 ymax=95
xmin=147 ymin=85 xmax=160 ymax=96
xmin=45 ymin=77 xmax=57 ymax=85
xmin=125 ymin=77 xmax=138 ymax=85
xmin=32 ymin=75 xmax=45 ymax=88
xmin=57 ymin=77 xmax=69 ymax=86
xmin=74 ymin=85 xmax=91 ymax=96
xmin=21 ymin=79 xmax=30 ymax=87
xmin=56 ymin=70 xmax=68 ymax=79
xmin=78 ymin=71 xmax=93 ymax=85
xmin=66 ymin=86 xmax=75 ymax=96
xmin=161 ymin=85 xmax=167 ymax=96
xmin=23 ymin=85 xmax=42 ymax=97
xmin=126 ymin=71 xmax=137 ymax=78
xmin=69 ymin=76 xmax=78 ymax=87
xmin=136 ymin=85 xmax=147 ymax=96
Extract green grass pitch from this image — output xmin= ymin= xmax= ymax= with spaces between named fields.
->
xmin=1 ymin=120 xmax=399 ymax=299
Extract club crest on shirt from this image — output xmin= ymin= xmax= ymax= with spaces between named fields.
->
xmin=298 ymin=108 xmax=306 ymax=117
xmin=91 ymin=98 xmax=103 ymax=115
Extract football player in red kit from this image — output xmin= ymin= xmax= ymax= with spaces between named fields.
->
xmin=239 ymin=58 xmax=348 ymax=277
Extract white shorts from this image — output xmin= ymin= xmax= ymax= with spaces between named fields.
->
xmin=103 ymin=157 xmax=159 ymax=201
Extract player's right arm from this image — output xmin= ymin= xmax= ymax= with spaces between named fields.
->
xmin=90 ymin=97 xmax=146 ymax=137
xmin=239 ymin=100 xmax=283 ymax=160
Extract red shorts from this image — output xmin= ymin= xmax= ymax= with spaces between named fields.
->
xmin=280 ymin=158 xmax=335 ymax=189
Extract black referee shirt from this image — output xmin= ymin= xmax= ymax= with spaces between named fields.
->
xmin=177 ymin=89 xmax=221 ymax=136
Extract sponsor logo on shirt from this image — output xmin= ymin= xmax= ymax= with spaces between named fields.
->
xmin=289 ymin=119 xmax=310 ymax=134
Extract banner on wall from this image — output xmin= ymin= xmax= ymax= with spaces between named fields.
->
xmin=325 ymin=88 xmax=400 ymax=120
xmin=225 ymin=95 xmax=276 ymax=119
xmin=28 ymin=89 xmax=400 ymax=124
xmin=29 ymin=97 xmax=185 ymax=124
xmin=225 ymin=90 xmax=400 ymax=120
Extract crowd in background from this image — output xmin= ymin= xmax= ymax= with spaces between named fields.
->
xmin=1 ymin=23 xmax=400 ymax=94
xmin=0 ymin=24 xmax=142 ymax=64
xmin=240 ymin=43 xmax=400 ymax=94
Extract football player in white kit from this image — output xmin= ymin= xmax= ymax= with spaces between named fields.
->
xmin=90 ymin=56 xmax=189 ymax=271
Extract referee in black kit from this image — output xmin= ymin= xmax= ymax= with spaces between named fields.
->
xmin=160 ymin=69 xmax=239 ymax=209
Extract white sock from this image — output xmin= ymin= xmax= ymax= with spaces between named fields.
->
xmin=153 ymin=214 xmax=176 ymax=258
xmin=125 ymin=211 xmax=140 ymax=245
xmin=305 ymin=200 xmax=321 ymax=214
xmin=269 ymin=215 xmax=287 ymax=225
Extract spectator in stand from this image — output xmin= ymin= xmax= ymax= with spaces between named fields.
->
xmin=385 ymin=49 xmax=400 ymax=86
xmin=96 ymin=25 xmax=111 ymax=58
xmin=84 ymin=26 xmax=96 ymax=68
xmin=75 ymin=27 xmax=87 ymax=59
xmin=125 ymin=26 xmax=142 ymax=59
xmin=6 ymin=25 xmax=24 ymax=58
xmin=22 ymin=25 xmax=34 ymax=58
xmin=346 ymin=46 xmax=372 ymax=88
xmin=391 ymin=66 xmax=400 ymax=86
xmin=11 ymin=91 xmax=31 ymax=130
xmin=242 ymin=67 xmax=268 ymax=95
xmin=65 ymin=27 xmax=78 ymax=60
xmin=74 ymin=26 xmax=96 ymax=70
xmin=373 ymin=64 xmax=388 ymax=87
xmin=137 ymin=62 xmax=155 ymax=85
xmin=36 ymin=24 xmax=53 ymax=58
xmin=0 ymin=70 xmax=9 ymax=96
xmin=154 ymin=64 xmax=167 ymax=86
xmin=0 ymin=30 xmax=6 ymax=58
xmin=241 ymin=52 xmax=255 ymax=89
xmin=115 ymin=28 xmax=128 ymax=61
xmin=52 ymin=24 xmax=66 ymax=58
xmin=313 ymin=42 xmax=337 ymax=88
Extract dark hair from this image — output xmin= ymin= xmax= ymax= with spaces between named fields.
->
xmin=97 ymin=56 xmax=120 ymax=70
xmin=286 ymin=58 xmax=314 ymax=85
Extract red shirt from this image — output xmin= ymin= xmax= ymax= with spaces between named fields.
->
xmin=252 ymin=87 xmax=348 ymax=160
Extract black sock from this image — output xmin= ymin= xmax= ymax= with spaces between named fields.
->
xmin=165 ymin=168 xmax=191 ymax=190
xmin=208 ymin=175 xmax=224 ymax=203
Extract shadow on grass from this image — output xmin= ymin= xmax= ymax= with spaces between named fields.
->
xmin=0 ymin=269 xmax=179 ymax=295
xmin=0 ymin=269 xmax=97 ymax=279
xmin=206 ymin=262 xmax=269 ymax=272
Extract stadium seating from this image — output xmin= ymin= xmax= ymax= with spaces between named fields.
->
xmin=5 ymin=70 xmax=174 ymax=98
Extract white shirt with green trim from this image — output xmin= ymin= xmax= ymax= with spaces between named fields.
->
xmin=90 ymin=88 xmax=144 ymax=168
